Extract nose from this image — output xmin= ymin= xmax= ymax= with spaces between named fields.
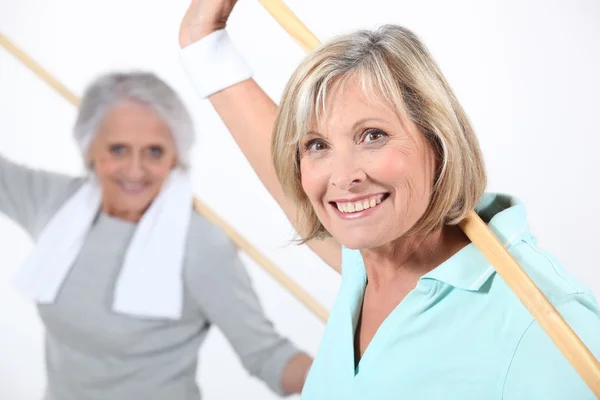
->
xmin=125 ymin=153 xmax=146 ymax=180
xmin=330 ymin=152 xmax=366 ymax=191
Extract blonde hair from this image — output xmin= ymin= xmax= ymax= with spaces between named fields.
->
xmin=272 ymin=24 xmax=486 ymax=242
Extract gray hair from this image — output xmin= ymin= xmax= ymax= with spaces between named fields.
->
xmin=73 ymin=71 xmax=195 ymax=169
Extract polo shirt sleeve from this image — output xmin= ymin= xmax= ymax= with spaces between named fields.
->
xmin=502 ymin=293 xmax=600 ymax=399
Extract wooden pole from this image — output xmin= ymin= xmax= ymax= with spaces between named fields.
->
xmin=258 ymin=0 xmax=320 ymax=52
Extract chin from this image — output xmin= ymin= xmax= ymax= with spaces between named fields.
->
xmin=331 ymin=229 xmax=389 ymax=251
xmin=119 ymin=198 xmax=154 ymax=214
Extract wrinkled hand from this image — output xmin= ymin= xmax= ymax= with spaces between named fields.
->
xmin=179 ymin=0 xmax=238 ymax=48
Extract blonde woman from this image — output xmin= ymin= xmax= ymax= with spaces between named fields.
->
xmin=178 ymin=0 xmax=600 ymax=398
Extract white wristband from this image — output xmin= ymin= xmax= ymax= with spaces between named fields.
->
xmin=179 ymin=29 xmax=253 ymax=98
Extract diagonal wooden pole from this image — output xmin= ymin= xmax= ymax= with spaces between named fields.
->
xmin=0 ymin=31 xmax=329 ymax=324
xmin=257 ymin=0 xmax=600 ymax=395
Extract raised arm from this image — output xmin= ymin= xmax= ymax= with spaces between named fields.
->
xmin=0 ymin=153 xmax=79 ymax=237
xmin=178 ymin=0 xmax=342 ymax=272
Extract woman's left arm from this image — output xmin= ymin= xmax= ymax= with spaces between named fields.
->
xmin=502 ymin=293 xmax=600 ymax=399
xmin=188 ymin=230 xmax=311 ymax=395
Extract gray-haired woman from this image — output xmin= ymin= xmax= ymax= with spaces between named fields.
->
xmin=0 ymin=71 xmax=312 ymax=399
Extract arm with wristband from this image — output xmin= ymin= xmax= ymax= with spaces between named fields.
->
xmin=178 ymin=0 xmax=342 ymax=273
xmin=178 ymin=1 xmax=317 ymax=394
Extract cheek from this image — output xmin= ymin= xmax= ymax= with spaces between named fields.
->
xmin=300 ymin=159 xmax=330 ymax=204
xmin=148 ymin=159 xmax=176 ymax=182
xmin=93 ymin=156 xmax=121 ymax=180
xmin=368 ymin=147 xmax=435 ymax=207
xmin=368 ymin=148 xmax=413 ymax=186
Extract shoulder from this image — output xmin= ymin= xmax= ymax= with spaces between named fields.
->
xmin=33 ymin=175 xmax=87 ymax=237
xmin=509 ymin=238 xmax=595 ymax=302
xmin=183 ymin=211 xmax=243 ymax=283
xmin=493 ymin=240 xmax=600 ymax=398
xmin=500 ymin=290 xmax=600 ymax=399
xmin=182 ymin=211 xmax=264 ymax=311
xmin=489 ymin=236 xmax=600 ymax=341
xmin=186 ymin=211 xmax=236 ymax=251
xmin=43 ymin=175 xmax=86 ymax=210
xmin=479 ymin=193 xmax=593 ymax=302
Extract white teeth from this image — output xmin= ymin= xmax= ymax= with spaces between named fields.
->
xmin=335 ymin=194 xmax=385 ymax=213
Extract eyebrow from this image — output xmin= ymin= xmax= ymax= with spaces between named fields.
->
xmin=305 ymin=117 xmax=392 ymax=137
xmin=351 ymin=117 xmax=391 ymax=130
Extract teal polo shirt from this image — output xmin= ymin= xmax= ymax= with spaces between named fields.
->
xmin=301 ymin=193 xmax=600 ymax=399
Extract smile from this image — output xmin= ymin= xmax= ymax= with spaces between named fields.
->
xmin=330 ymin=193 xmax=389 ymax=217
xmin=118 ymin=181 xmax=149 ymax=194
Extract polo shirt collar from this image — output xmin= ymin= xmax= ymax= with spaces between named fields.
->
xmin=421 ymin=193 xmax=532 ymax=291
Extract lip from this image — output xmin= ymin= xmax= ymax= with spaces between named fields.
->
xmin=328 ymin=193 xmax=389 ymax=220
xmin=117 ymin=181 xmax=150 ymax=195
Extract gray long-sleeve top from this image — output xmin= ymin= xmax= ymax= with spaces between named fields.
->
xmin=0 ymin=154 xmax=299 ymax=400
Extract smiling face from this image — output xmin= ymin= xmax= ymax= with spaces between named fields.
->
xmin=88 ymin=100 xmax=177 ymax=221
xmin=298 ymin=79 xmax=438 ymax=250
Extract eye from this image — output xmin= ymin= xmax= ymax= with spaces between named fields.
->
xmin=148 ymin=146 xmax=164 ymax=159
xmin=304 ymin=139 xmax=329 ymax=152
xmin=110 ymin=144 xmax=126 ymax=156
xmin=363 ymin=129 xmax=387 ymax=143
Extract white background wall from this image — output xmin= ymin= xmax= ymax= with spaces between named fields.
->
xmin=0 ymin=0 xmax=599 ymax=398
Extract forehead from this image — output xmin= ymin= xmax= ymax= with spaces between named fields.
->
xmin=309 ymin=77 xmax=402 ymax=134
xmin=97 ymin=100 xmax=172 ymax=142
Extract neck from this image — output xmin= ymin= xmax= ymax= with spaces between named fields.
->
xmin=102 ymin=204 xmax=145 ymax=223
xmin=360 ymin=225 xmax=470 ymax=290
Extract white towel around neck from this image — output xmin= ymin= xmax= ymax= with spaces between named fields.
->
xmin=14 ymin=169 xmax=193 ymax=320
